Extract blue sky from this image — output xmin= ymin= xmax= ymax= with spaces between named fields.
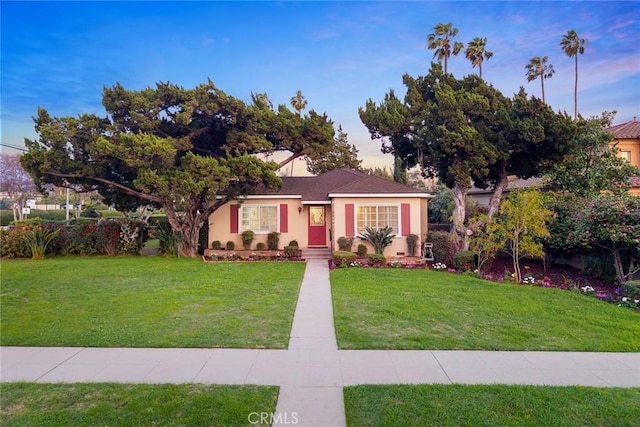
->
xmin=2 ymin=1 xmax=639 ymax=170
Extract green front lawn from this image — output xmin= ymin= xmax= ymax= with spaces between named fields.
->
xmin=331 ymin=269 xmax=640 ymax=351
xmin=344 ymin=384 xmax=640 ymax=426
xmin=1 ymin=383 xmax=278 ymax=426
xmin=1 ymin=257 xmax=305 ymax=348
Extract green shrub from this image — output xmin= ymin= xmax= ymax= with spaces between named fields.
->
xmin=583 ymin=254 xmax=617 ymax=283
xmin=80 ymin=207 xmax=101 ymax=218
xmin=360 ymin=226 xmax=395 ymax=254
xmin=288 ymin=240 xmax=299 ymax=248
xmin=454 ymin=250 xmax=476 ymax=271
xmin=367 ymin=253 xmax=386 ymax=265
xmin=427 ymin=231 xmax=457 ymax=266
xmin=241 ymin=230 xmax=255 ymax=250
xmin=211 ymin=240 xmax=222 ymax=250
xmin=406 ymin=234 xmax=419 ymax=257
xmin=156 ymin=223 xmax=181 ymax=257
xmin=356 ymin=243 xmax=368 ymax=257
xmin=623 ymin=281 xmax=640 ymax=299
xmin=256 ymin=242 xmax=265 ymax=250
xmin=267 ymin=232 xmax=280 ymax=250
xmin=65 ymin=221 xmax=102 ymax=255
xmin=284 ymin=245 xmax=300 ymax=258
xmin=337 ymin=236 xmax=354 ymax=252
xmin=333 ymin=250 xmax=356 ymax=266
xmin=226 ymin=241 xmax=235 ymax=250
xmin=1 ymin=227 xmax=31 ymax=258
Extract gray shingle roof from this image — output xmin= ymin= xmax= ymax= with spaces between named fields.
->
xmin=266 ymin=169 xmax=429 ymax=201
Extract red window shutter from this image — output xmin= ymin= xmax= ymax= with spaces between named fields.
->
xmin=345 ymin=204 xmax=355 ymax=237
xmin=280 ymin=204 xmax=288 ymax=233
xmin=401 ymin=203 xmax=411 ymax=236
xmin=230 ymin=204 xmax=238 ymax=233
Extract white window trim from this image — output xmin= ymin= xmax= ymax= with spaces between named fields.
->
xmin=240 ymin=204 xmax=280 ymax=234
xmin=354 ymin=203 xmax=403 ymax=237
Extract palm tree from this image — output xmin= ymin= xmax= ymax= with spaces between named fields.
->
xmin=560 ymin=29 xmax=586 ymax=119
xmin=427 ymin=22 xmax=464 ymax=74
xmin=290 ymin=90 xmax=307 ymax=116
xmin=465 ymin=37 xmax=493 ymax=79
xmin=525 ymin=56 xmax=555 ymax=103
xmin=288 ymin=90 xmax=307 ymax=176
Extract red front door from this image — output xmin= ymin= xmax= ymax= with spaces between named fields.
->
xmin=308 ymin=206 xmax=327 ymax=246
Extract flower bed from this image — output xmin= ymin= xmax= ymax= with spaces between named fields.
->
xmin=423 ymin=256 xmax=639 ymax=311
xmin=202 ymin=249 xmax=304 ymax=262
xmin=329 ymin=255 xmax=426 ymax=270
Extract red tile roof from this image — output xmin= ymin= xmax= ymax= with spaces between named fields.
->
xmin=266 ymin=169 xmax=429 ymax=201
xmin=607 ymin=118 xmax=640 ymax=139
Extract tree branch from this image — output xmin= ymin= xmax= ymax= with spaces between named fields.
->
xmin=278 ymin=152 xmax=301 ymax=169
xmin=44 ymin=171 xmax=165 ymax=204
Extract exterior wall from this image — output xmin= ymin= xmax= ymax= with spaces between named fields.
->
xmin=208 ymin=198 xmax=307 ymax=250
xmin=611 ymin=138 xmax=640 ymax=167
xmin=611 ymin=137 xmax=640 ymax=195
xmin=331 ymin=196 xmax=428 ymax=256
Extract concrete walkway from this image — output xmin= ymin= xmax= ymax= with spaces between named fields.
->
xmin=2 ymin=257 xmax=639 ymax=426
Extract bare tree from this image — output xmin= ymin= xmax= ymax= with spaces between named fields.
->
xmin=0 ymin=154 xmax=38 ymax=220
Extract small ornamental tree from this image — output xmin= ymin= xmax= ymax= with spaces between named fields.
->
xmin=491 ymin=190 xmax=553 ymax=283
xmin=469 ymin=214 xmax=502 ymax=272
xmin=570 ymin=193 xmax=640 ymax=284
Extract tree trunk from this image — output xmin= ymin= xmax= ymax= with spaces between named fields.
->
xmin=164 ymin=204 xmax=208 ymax=258
xmin=451 ymin=184 xmax=469 ymax=251
xmin=487 ymin=173 xmax=509 ymax=219
xmin=541 ymin=75 xmax=545 ymax=103
xmin=178 ymin=225 xmax=202 ymax=258
xmin=611 ymin=248 xmax=626 ymax=285
xmin=574 ymin=55 xmax=578 ymax=120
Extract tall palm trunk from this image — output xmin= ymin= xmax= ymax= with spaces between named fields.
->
xmin=540 ymin=75 xmax=545 ymax=103
xmin=573 ymin=55 xmax=578 ymax=119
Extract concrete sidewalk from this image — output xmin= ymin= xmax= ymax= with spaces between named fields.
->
xmin=2 ymin=257 xmax=639 ymax=426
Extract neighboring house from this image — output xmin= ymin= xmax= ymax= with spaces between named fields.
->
xmin=608 ymin=117 xmax=640 ymax=196
xmin=208 ymin=169 xmax=432 ymax=255
xmin=470 ymin=117 xmax=640 ymax=206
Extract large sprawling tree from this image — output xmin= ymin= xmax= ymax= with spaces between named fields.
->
xmin=21 ymin=80 xmax=335 ymax=256
xmin=359 ymin=64 xmax=575 ymax=248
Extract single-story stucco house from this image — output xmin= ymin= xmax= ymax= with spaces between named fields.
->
xmin=208 ymin=168 xmax=433 ymax=256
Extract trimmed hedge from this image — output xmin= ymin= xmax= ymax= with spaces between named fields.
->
xmin=333 ymin=250 xmax=356 ymax=267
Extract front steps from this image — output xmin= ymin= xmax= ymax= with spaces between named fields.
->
xmin=302 ymin=247 xmax=332 ymax=260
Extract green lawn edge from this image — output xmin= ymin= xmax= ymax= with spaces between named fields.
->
xmin=1 ymin=383 xmax=278 ymax=426
xmin=1 ymin=257 xmax=305 ymax=348
xmin=331 ymin=269 xmax=640 ymax=351
xmin=344 ymin=384 xmax=640 ymax=427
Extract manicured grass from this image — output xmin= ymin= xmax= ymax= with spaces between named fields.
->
xmin=331 ymin=269 xmax=640 ymax=351
xmin=344 ymin=384 xmax=640 ymax=426
xmin=1 ymin=257 xmax=305 ymax=348
xmin=1 ymin=383 xmax=278 ymax=426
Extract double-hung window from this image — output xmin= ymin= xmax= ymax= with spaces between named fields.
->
xmin=355 ymin=205 xmax=399 ymax=235
xmin=240 ymin=205 xmax=278 ymax=233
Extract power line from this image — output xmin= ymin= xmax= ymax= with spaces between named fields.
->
xmin=0 ymin=143 xmax=28 ymax=152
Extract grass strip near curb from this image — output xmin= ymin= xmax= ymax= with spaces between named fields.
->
xmin=1 ymin=383 xmax=278 ymax=426
xmin=344 ymin=384 xmax=640 ymax=426
xmin=1 ymin=257 xmax=305 ymax=348
xmin=332 ymin=268 xmax=640 ymax=351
